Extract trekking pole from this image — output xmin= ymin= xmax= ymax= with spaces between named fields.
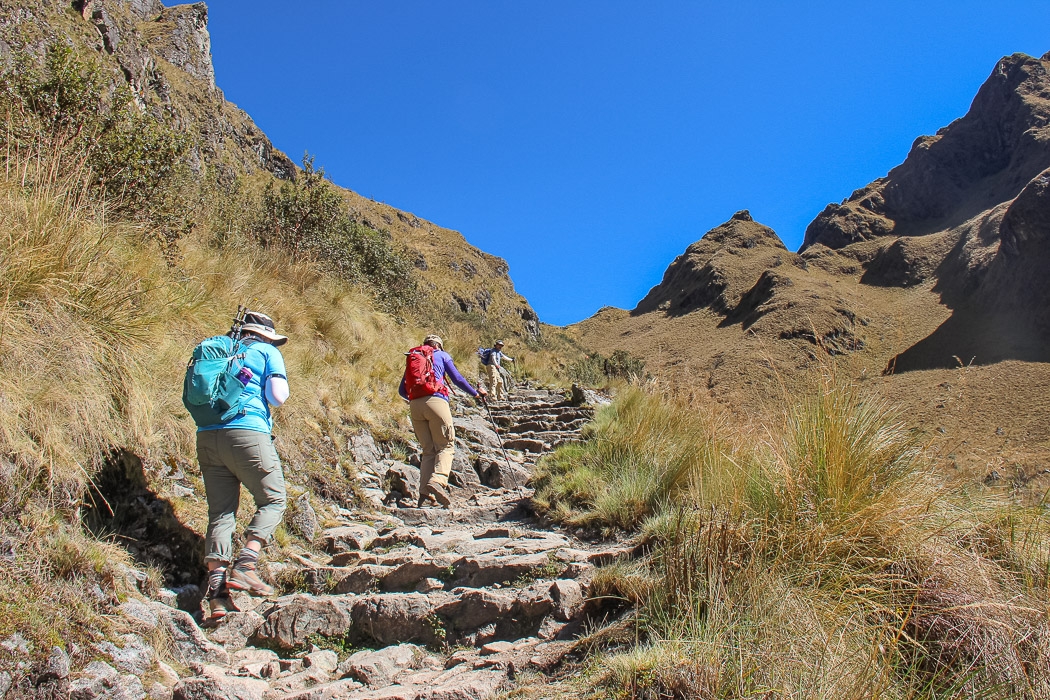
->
xmin=449 ymin=384 xmax=514 ymax=473
xmin=232 ymin=304 xmax=247 ymax=340
xmin=483 ymin=397 xmax=515 ymax=473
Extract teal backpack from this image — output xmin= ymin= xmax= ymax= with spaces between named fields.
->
xmin=182 ymin=335 xmax=257 ymax=427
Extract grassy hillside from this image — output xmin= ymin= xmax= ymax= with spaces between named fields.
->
xmin=0 ymin=41 xmax=580 ymax=673
xmin=570 ymin=215 xmax=1050 ymax=505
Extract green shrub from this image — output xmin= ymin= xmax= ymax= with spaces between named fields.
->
xmin=568 ymin=349 xmax=646 ymax=386
xmin=253 ymin=154 xmax=419 ymax=312
xmin=0 ymin=44 xmax=191 ymax=249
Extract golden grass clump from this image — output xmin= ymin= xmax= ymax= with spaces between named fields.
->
xmin=536 ymin=381 xmax=1050 ymax=698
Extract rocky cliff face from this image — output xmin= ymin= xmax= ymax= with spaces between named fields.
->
xmin=0 ymin=0 xmax=540 ymax=337
xmin=804 ymin=52 xmax=1050 ymax=251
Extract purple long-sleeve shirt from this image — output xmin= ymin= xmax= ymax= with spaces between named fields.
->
xmin=399 ymin=349 xmax=479 ymax=401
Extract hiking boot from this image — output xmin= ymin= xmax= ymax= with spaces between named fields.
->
xmin=204 ymin=595 xmax=237 ymax=625
xmin=227 ymin=564 xmax=274 ymax=597
xmin=426 ymin=481 xmax=453 ymax=507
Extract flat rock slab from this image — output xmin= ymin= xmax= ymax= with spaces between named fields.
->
xmin=279 ymin=678 xmax=364 ymax=700
xmin=332 ymin=667 xmax=510 ymax=700
xmin=500 ymin=438 xmax=546 ymax=454
xmin=339 ymin=643 xmax=427 ymax=688
xmin=394 ymin=502 xmax=527 ymax=528
xmin=172 ymin=675 xmax=270 ymax=700
xmin=451 ymin=553 xmax=559 ymax=588
xmin=321 ymin=525 xmax=380 ymax=553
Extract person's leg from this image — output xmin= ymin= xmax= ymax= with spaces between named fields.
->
xmin=487 ymin=363 xmax=503 ymax=400
xmin=423 ymin=395 xmax=455 ymax=489
xmin=196 ymin=430 xmax=240 ymax=569
xmin=196 ymin=430 xmax=241 ymax=618
xmin=219 ymin=429 xmax=286 ymax=596
xmin=410 ymin=397 xmax=437 ymax=496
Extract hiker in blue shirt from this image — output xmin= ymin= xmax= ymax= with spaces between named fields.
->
xmin=481 ymin=340 xmax=514 ymax=402
xmin=196 ymin=311 xmax=290 ymax=622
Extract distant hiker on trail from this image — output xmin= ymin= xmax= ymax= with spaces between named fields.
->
xmin=479 ymin=340 xmax=514 ymax=402
xmin=400 ymin=335 xmax=487 ymax=508
xmin=183 ymin=309 xmax=290 ymax=622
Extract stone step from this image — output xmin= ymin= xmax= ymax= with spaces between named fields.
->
xmin=248 ymin=577 xmax=585 ymax=652
xmin=506 ymin=418 xmax=589 ymax=435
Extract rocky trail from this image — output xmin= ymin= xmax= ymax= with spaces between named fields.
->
xmin=68 ymin=387 xmax=622 ymax=700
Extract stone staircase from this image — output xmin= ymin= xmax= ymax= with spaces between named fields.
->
xmin=151 ymin=387 xmax=619 ymax=700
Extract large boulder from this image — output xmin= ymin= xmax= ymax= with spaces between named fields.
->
xmin=454 ymin=416 xmax=501 ymax=449
xmin=384 ymin=463 xmax=421 ymax=502
xmin=254 ymin=595 xmax=353 ymax=650
xmin=479 ymin=459 xmax=531 ymax=489
xmin=348 ymin=432 xmax=383 ymax=465
xmin=350 ymin=593 xmax=450 ymax=647
xmin=338 ymin=644 xmax=425 ymax=688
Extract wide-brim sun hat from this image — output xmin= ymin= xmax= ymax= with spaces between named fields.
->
xmin=494 ymin=340 xmax=505 ymax=347
xmin=242 ymin=311 xmax=288 ymax=346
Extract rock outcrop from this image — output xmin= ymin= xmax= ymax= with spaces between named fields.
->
xmin=803 ymin=52 xmax=1050 ymax=251
xmin=629 ymin=210 xmax=868 ymax=356
xmin=634 ymin=210 xmax=790 ymax=316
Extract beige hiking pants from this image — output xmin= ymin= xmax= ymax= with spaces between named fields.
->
xmin=409 ymin=395 xmax=455 ymax=489
xmin=486 ymin=363 xmax=504 ymax=400
xmin=196 ymin=428 xmax=287 ymax=564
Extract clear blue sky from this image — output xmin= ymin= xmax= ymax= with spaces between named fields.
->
xmin=202 ymin=2 xmax=1049 ymax=326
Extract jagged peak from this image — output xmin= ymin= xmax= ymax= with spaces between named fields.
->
xmin=802 ymin=49 xmax=1050 ymax=252
xmin=694 ymin=212 xmax=787 ymax=252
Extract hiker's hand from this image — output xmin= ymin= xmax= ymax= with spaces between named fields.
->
xmin=476 ymin=389 xmax=488 ymax=404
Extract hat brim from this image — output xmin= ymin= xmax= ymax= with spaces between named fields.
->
xmin=242 ymin=323 xmax=288 ymax=346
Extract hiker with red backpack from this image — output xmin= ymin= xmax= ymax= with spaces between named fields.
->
xmin=399 ymin=335 xmax=487 ymax=507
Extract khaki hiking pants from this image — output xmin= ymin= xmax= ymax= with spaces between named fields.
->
xmin=486 ymin=363 xmax=504 ymax=401
xmin=410 ymin=395 xmax=456 ymax=489
xmin=196 ymin=429 xmax=287 ymax=564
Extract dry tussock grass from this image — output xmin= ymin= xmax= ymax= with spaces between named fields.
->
xmin=534 ymin=380 xmax=1050 ymax=698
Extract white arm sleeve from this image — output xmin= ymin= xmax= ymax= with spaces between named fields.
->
xmin=265 ymin=376 xmax=289 ymax=407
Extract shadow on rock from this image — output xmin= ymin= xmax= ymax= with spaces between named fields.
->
xmin=82 ymin=449 xmax=206 ymax=590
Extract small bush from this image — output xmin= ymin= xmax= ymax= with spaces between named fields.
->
xmin=252 ymin=155 xmax=419 ymax=313
xmin=568 ymin=349 xmax=646 ymax=387
xmin=0 ymin=44 xmax=191 ymax=249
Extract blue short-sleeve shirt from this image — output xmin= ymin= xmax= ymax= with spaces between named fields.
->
xmin=198 ymin=339 xmax=287 ymax=434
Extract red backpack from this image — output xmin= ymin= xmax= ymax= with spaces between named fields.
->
xmin=404 ymin=345 xmax=446 ymax=400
